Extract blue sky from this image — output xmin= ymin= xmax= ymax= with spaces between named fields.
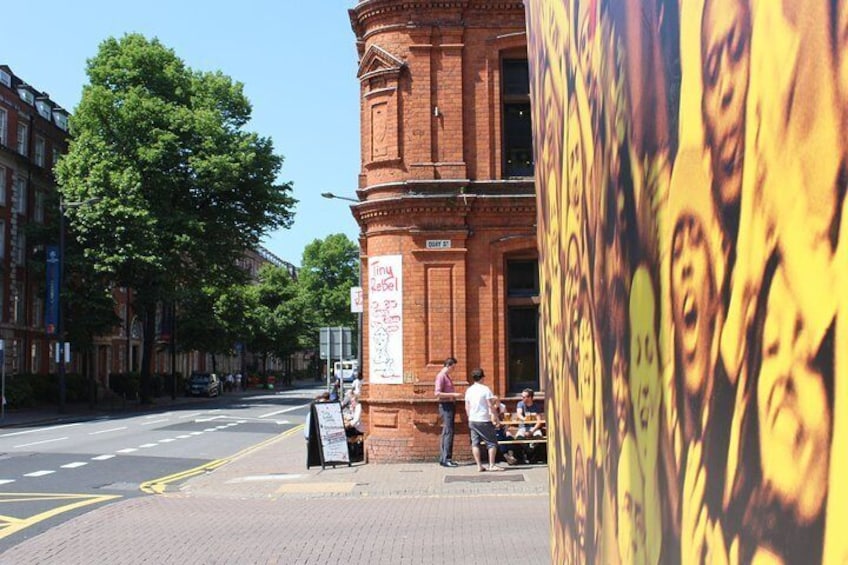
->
xmin=4 ymin=0 xmax=361 ymax=267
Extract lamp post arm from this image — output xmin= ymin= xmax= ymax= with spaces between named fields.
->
xmin=321 ymin=192 xmax=359 ymax=204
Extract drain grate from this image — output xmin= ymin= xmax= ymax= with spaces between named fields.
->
xmin=444 ymin=474 xmax=525 ymax=483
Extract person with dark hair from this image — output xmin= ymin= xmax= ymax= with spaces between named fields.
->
xmin=464 ymin=368 xmax=503 ymax=472
xmin=434 ymin=356 xmax=461 ymax=468
xmin=515 ymin=388 xmax=546 ymax=464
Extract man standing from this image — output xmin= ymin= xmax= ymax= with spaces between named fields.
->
xmin=434 ymin=357 xmax=461 ymax=467
xmin=465 ymin=368 xmax=503 ymax=472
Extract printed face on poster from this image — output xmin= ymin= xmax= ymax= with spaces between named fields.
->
xmin=368 ymin=254 xmax=403 ymax=384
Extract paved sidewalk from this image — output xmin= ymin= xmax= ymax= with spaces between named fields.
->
xmin=0 ymin=385 xmax=552 ymax=564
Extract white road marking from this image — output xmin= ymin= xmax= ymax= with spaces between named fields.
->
xmin=159 ymin=438 xmax=176 ymax=443
xmin=117 ymin=448 xmax=138 ymax=454
xmin=176 ymin=435 xmax=191 ymax=439
xmin=61 ymin=462 xmax=88 ymax=469
xmin=14 ymin=436 xmax=69 ymax=448
xmin=140 ymin=419 xmax=169 ymax=426
xmin=138 ymin=443 xmax=157 ymax=448
xmin=203 ymin=428 xmax=217 ymax=432
xmin=259 ymin=404 xmax=308 ymax=418
xmin=92 ymin=454 xmax=115 ymax=460
xmin=89 ymin=426 xmax=127 ymax=435
xmin=190 ymin=432 xmax=203 ymax=436
xmin=24 ymin=470 xmax=55 ymax=477
xmin=195 ymin=416 xmax=226 ymax=423
xmin=0 ymin=479 xmax=15 ymax=485
xmin=0 ymin=423 xmax=82 ymax=438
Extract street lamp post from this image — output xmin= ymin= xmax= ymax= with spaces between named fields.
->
xmin=320 ymin=192 xmax=358 ymax=204
xmin=320 ymin=191 xmax=363 ymax=377
xmin=57 ymin=196 xmax=100 ymax=413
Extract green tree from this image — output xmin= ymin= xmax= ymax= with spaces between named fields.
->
xmin=244 ymin=264 xmax=314 ymax=377
xmin=176 ymin=282 xmax=244 ymax=374
xmin=56 ymin=34 xmax=296 ymax=402
xmin=299 ymin=233 xmax=359 ymax=332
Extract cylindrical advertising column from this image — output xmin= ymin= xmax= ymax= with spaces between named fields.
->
xmin=525 ymin=1 xmax=848 ymax=563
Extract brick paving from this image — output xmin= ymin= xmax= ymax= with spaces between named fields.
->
xmin=0 ymin=391 xmax=551 ymax=564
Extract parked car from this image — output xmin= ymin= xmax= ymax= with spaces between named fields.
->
xmin=186 ymin=373 xmax=221 ymax=397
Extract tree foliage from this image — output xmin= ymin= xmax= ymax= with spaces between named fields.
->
xmin=299 ymin=233 xmax=359 ymax=332
xmin=244 ymin=264 xmax=314 ymax=371
xmin=56 ymin=34 xmax=296 ymax=401
xmin=26 ymin=204 xmax=119 ymax=354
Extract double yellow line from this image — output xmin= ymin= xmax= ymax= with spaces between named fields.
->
xmin=139 ymin=425 xmax=304 ymax=494
xmin=0 ymin=493 xmax=122 ymax=540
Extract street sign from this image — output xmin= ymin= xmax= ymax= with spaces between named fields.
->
xmin=45 ymin=245 xmax=60 ymax=335
xmin=319 ymin=327 xmax=354 ymax=360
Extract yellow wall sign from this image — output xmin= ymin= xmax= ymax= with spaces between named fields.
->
xmin=525 ymin=1 xmax=848 ymax=563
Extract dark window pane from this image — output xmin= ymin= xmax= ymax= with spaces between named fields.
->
xmin=503 ymin=59 xmax=530 ymax=96
xmin=507 ymin=260 xmax=539 ymax=296
xmin=508 ymin=306 xmax=539 ymax=392
xmin=504 ymin=102 xmax=533 ymax=177
xmin=509 ymin=307 xmax=537 ymax=340
xmin=502 ymin=58 xmax=534 ymax=179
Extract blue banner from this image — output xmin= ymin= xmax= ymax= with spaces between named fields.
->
xmin=45 ymin=244 xmax=59 ymax=335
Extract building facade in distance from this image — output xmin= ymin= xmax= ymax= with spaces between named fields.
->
xmin=0 ymin=65 xmax=70 ymax=376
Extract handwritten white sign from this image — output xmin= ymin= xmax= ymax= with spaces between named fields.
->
xmin=350 ymin=286 xmax=363 ymax=313
xmin=369 ymin=255 xmax=403 ymax=384
xmin=313 ymin=402 xmax=349 ymax=463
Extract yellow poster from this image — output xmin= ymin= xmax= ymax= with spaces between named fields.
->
xmin=526 ymin=0 xmax=848 ymax=562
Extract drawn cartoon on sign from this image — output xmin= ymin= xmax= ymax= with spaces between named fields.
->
xmin=369 ymin=255 xmax=403 ymax=384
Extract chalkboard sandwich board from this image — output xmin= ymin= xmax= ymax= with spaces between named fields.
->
xmin=307 ymin=401 xmax=351 ymax=469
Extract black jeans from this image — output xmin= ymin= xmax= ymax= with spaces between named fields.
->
xmin=439 ymin=402 xmax=455 ymax=464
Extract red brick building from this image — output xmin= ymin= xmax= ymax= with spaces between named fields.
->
xmin=0 ymin=65 xmax=71 ymax=375
xmin=348 ymin=1 xmax=539 ymax=462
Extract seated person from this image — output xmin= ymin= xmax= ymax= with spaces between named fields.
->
xmin=494 ymin=402 xmax=519 ymax=465
xmin=343 ymin=393 xmax=364 ymax=438
xmin=515 ymin=388 xmax=546 ymax=463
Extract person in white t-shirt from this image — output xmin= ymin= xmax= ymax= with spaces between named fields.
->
xmin=352 ymin=372 xmax=363 ymax=397
xmin=464 ymin=367 xmax=503 ymax=472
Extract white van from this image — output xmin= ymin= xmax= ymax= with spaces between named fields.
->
xmin=334 ymin=359 xmax=359 ymax=383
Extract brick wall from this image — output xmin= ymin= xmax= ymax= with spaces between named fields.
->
xmin=349 ymin=1 xmax=537 ymax=463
